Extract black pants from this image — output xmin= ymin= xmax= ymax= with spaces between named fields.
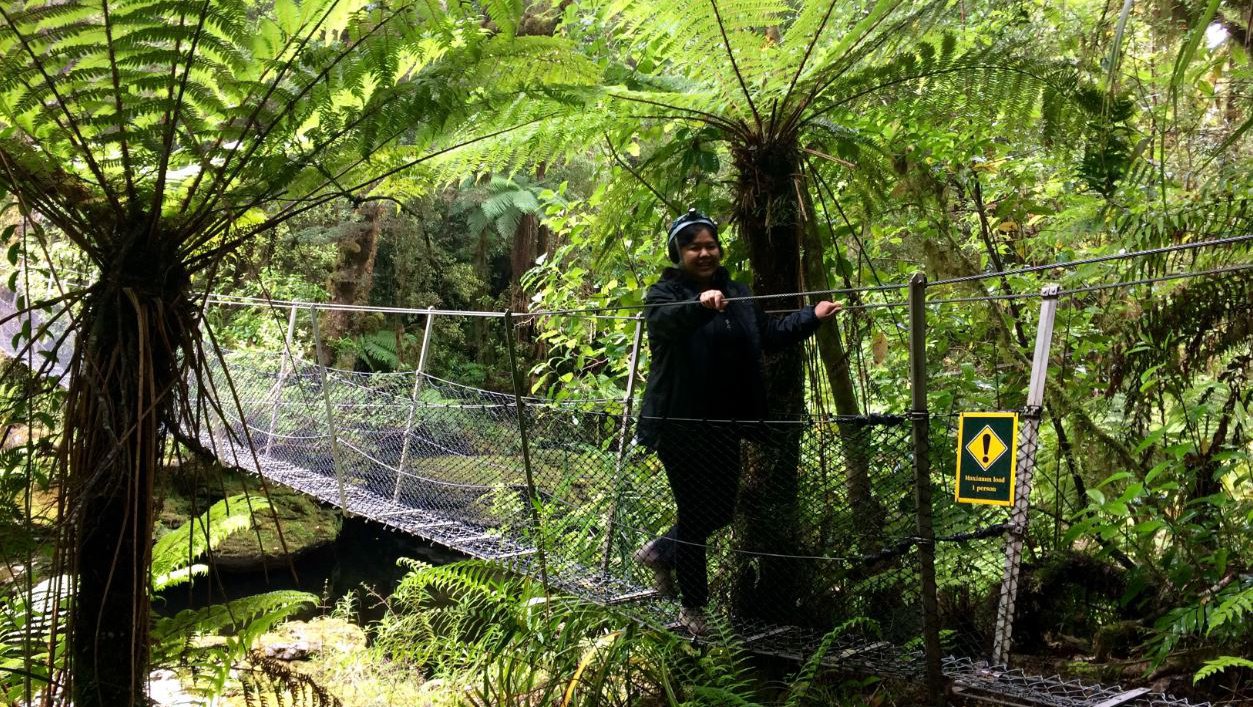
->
xmin=651 ymin=422 xmax=742 ymax=609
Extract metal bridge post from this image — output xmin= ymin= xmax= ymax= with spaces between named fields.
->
xmin=394 ymin=307 xmax=436 ymax=501
xmin=600 ymin=314 xmax=645 ymax=576
xmin=909 ymin=273 xmax=945 ymax=705
xmin=309 ymin=306 xmax=351 ymax=516
xmin=262 ymin=304 xmax=300 ymax=459
xmin=503 ymin=311 xmax=551 ymax=596
xmin=992 ymin=285 xmax=1060 ymax=667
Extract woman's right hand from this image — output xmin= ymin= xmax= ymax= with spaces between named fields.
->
xmin=699 ymin=289 xmax=727 ymax=311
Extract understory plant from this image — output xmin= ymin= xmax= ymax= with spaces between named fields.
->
xmin=1 ymin=495 xmax=316 ymax=703
xmin=372 ymin=559 xmax=757 ymax=706
xmin=370 ymin=559 xmax=931 ymax=706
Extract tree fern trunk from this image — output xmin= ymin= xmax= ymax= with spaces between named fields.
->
xmin=510 ymin=213 xmax=540 ymax=313
xmin=799 ymin=210 xmax=886 ymax=554
xmin=729 ymin=138 xmax=809 ymax=623
xmin=69 ymin=255 xmax=190 ymax=707
xmin=321 ymin=203 xmax=384 ymax=368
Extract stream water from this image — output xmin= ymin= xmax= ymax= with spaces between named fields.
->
xmin=154 ymin=514 xmax=462 ymax=624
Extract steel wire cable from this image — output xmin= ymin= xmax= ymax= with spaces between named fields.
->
xmin=927 ymin=232 xmax=1253 ymax=287
xmin=222 ymin=254 xmax=1241 ymax=319
xmin=508 ymin=232 xmax=1253 ymax=316
xmin=9 ymin=232 xmax=1251 ymax=322
xmin=334 ymin=437 xmax=506 ymax=491
xmin=757 ymin=261 xmax=1253 ymax=315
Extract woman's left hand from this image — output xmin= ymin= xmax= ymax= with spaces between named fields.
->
xmin=814 ymin=301 xmax=842 ymax=320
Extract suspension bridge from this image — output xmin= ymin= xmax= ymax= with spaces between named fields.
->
xmin=3 ymin=256 xmax=1240 ymax=707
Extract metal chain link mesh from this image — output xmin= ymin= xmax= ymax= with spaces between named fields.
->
xmin=944 ymin=657 xmax=1214 ymax=707
xmin=0 ymin=277 xmax=1212 ymax=707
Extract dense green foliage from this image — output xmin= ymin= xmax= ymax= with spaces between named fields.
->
xmin=0 ymin=0 xmax=1250 ymax=703
xmin=0 ymin=495 xmax=315 ymax=703
xmin=367 ymin=559 xmax=914 ymax=706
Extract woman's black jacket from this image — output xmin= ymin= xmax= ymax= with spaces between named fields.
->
xmin=636 ymin=267 xmax=822 ymax=450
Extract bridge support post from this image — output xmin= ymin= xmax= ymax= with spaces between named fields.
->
xmin=909 ymin=273 xmax=945 ymax=706
xmin=262 ymin=304 xmax=300 ymax=460
xmin=394 ymin=307 xmax=436 ymax=501
xmin=310 ymin=306 xmax=351 ymax=516
xmin=503 ymin=311 xmax=550 ymax=595
xmin=992 ymin=285 xmax=1060 ymax=667
xmin=600 ymin=314 xmax=645 ymax=576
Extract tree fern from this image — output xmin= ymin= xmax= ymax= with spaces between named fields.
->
xmin=0 ymin=0 xmax=595 ymax=702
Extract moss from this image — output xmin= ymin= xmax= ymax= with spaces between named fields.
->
xmin=156 ymin=458 xmax=341 ymax=570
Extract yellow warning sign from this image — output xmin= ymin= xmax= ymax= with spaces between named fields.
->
xmin=965 ymin=425 xmax=1008 ymax=471
xmin=955 ymin=412 xmax=1019 ymax=506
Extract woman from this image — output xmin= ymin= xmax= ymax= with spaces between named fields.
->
xmin=635 ymin=208 xmax=840 ymax=634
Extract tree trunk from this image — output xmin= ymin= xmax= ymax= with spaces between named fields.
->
xmin=798 ymin=206 xmax=886 ymax=552
xmin=508 ymin=166 xmax=546 ymax=359
xmin=510 ymin=212 xmax=539 ymax=313
xmin=321 ymin=203 xmax=384 ymax=367
xmin=69 ymin=249 xmax=190 ymax=706
xmin=729 ymin=138 xmax=809 ymax=623
xmin=470 ymin=225 xmax=494 ymax=372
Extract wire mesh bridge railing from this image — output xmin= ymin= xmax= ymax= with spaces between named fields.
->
xmin=0 ymin=278 xmax=1214 ymax=707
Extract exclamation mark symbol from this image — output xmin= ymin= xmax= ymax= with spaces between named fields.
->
xmin=982 ymin=433 xmax=991 ymax=465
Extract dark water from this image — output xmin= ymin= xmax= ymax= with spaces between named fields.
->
xmin=153 ymin=514 xmax=462 ymax=624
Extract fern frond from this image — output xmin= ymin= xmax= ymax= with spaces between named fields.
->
xmin=1207 ymin=582 xmax=1253 ymax=637
xmin=152 ymin=590 xmax=317 ymax=651
xmin=1195 ymin=656 xmax=1253 ymax=683
xmin=596 ymin=0 xmax=790 ymax=121
xmin=240 ymin=650 xmax=343 ymax=707
xmin=481 ymin=0 xmax=524 ymax=38
xmin=151 ymin=590 xmax=317 ymax=699
xmin=1108 ymin=270 xmax=1253 ymax=406
xmin=151 ymin=494 xmax=271 ymax=591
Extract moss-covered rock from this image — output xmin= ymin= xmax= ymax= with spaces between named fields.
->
xmin=156 ymin=457 xmax=341 ymax=571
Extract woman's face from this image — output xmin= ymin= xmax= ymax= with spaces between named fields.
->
xmin=679 ymin=228 xmax=721 ymax=282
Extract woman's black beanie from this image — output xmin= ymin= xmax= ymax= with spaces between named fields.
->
xmin=666 ymin=208 xmax=720 ymax=263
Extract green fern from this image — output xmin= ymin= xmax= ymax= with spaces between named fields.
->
xmin=1206 ymin=582 xmax=1253 ymax=639
xmin=0 ymin=496 xmax=313 ymax=703
xmin=783 ymin=618 xmax=871 ymax=707
xmin=0 ymin=575 xmax=69 ymax=702
xmin=343 ymin=328 xmax=410 ymax=372
xmin=240 ymin=650 xmax=342 ymax=707
xmin=148 ymin=500 xmax=317 ymax=699
xmin=1195 ymin=655 xmax=1253 ymax=683
xmin=452 ymin=174 xmax=546 ymax=241
xmin=151 ymin=494 xmax=271 ymax=591
xmin=151 ymin=590 xmax=317 ymax=698
xmin=372 ymin=559 xmax=762 ymax=705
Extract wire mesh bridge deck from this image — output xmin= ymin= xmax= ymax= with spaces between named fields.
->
xmin=0 ymin=285 xmax=1213 ymax=707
